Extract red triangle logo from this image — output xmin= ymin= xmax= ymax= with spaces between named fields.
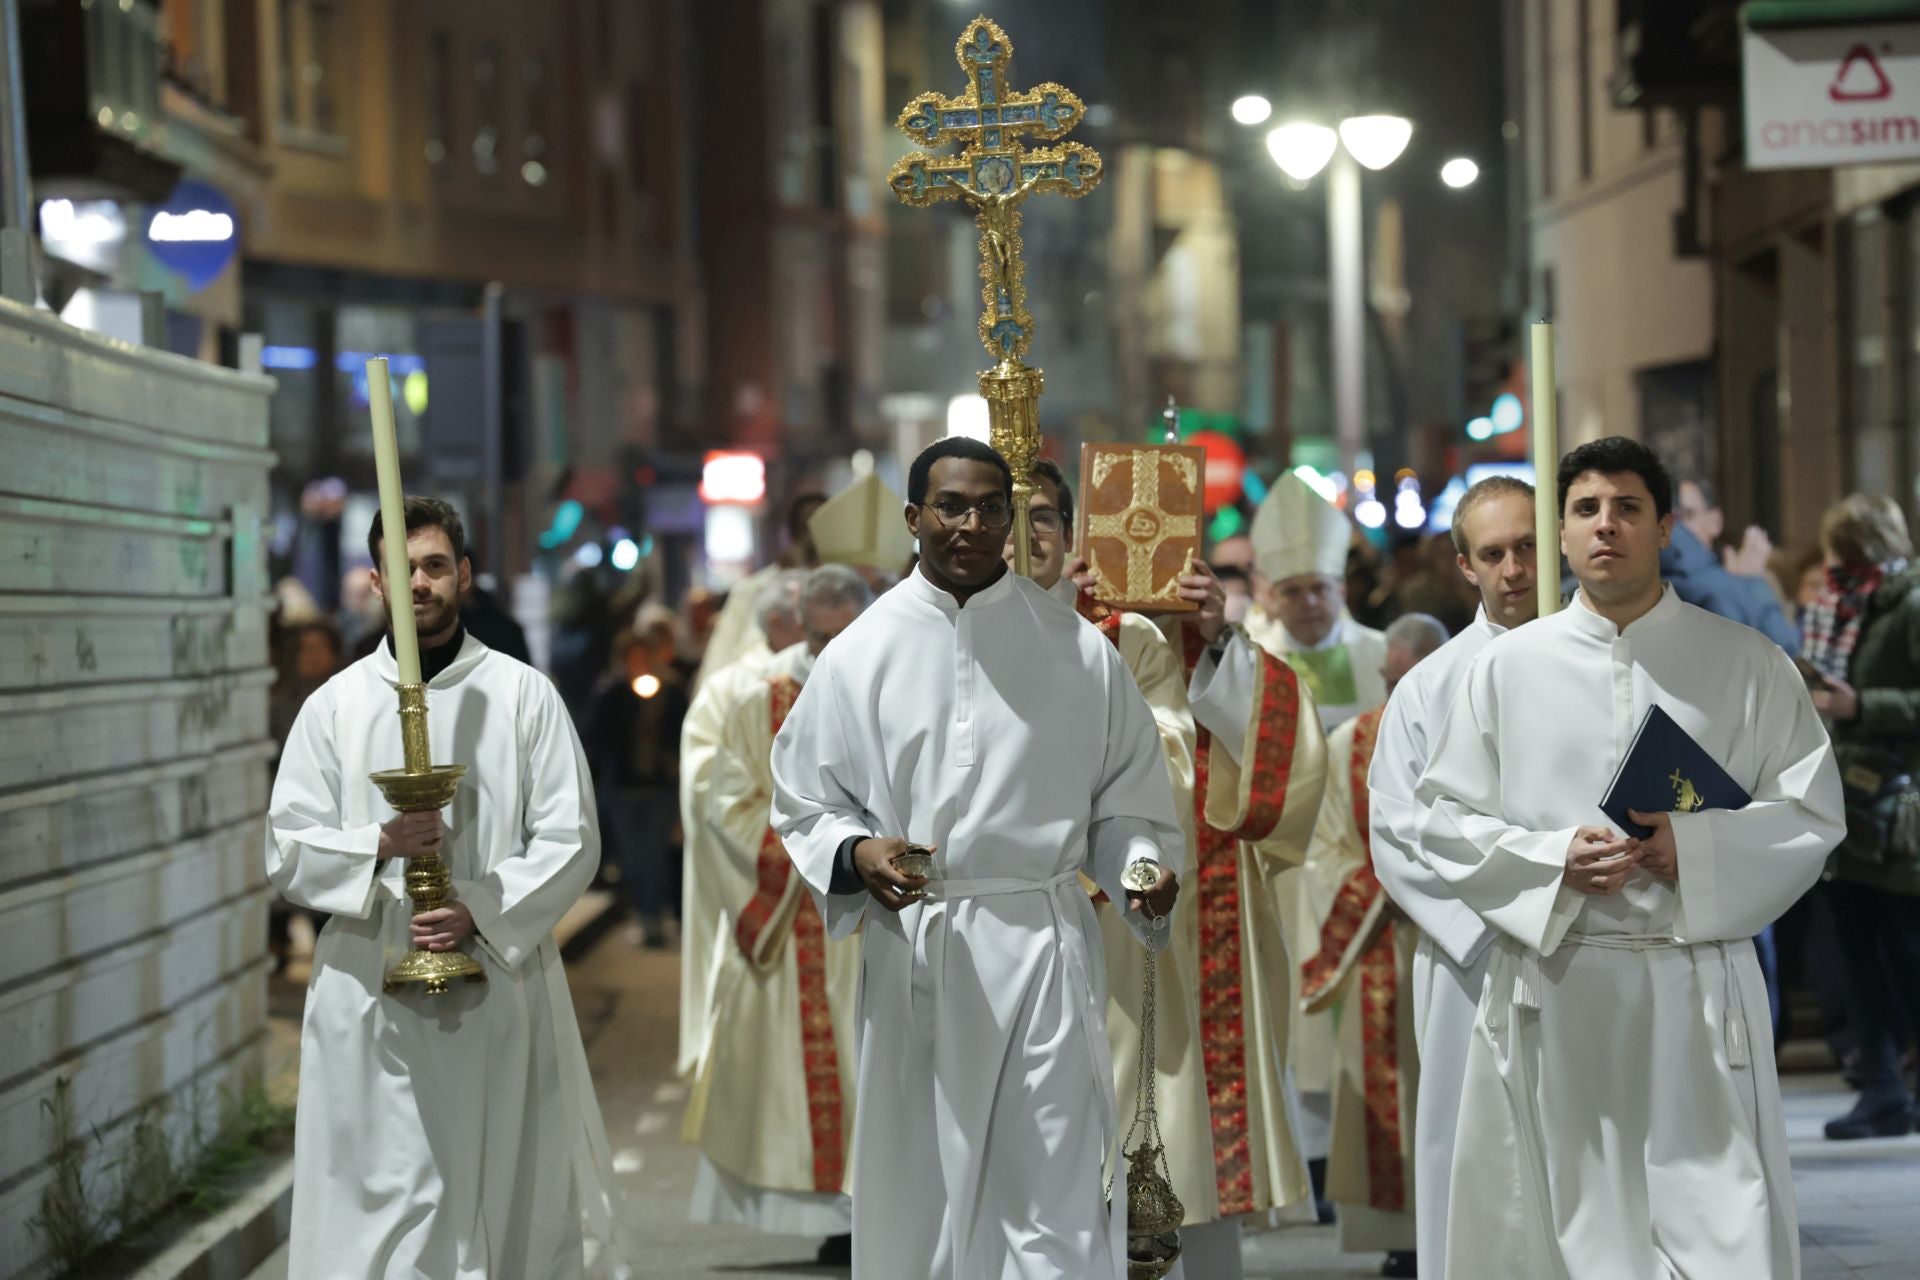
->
xmin=1831 ymin=44 xmax=1894 ymax=102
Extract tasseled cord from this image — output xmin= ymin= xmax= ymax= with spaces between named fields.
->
xmin=1512 ymin=949 xmax=1542 ymax=1010
xmin=1720 ymin=941 xmax=1749 ymax=1070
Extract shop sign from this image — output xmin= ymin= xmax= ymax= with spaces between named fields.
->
xmin=1744 ymin=22 xmax=1920 ymax=168
xmin=144 ymin=178 xmax=240 ymax=290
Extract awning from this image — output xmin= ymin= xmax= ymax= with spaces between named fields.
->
xmin=1747 ymin=1 xmax=1920 ymax=30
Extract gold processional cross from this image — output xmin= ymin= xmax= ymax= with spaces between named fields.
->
xmin=888 ymin=16 xmax=1103 ymax=576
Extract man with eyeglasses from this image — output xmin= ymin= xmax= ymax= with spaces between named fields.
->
xmin=771 ymin=436 xmax=1184 ymax=1279
xmin=1030 ymin=459 xmax=1326 ymax=1279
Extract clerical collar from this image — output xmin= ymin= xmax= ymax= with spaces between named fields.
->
xmin=906 ymin=563 xmax=1017 ymax=612
xmin=387 ymin=621 xmax=469 ymax=683
xmin=1566 ymin=582 xmax=1681 ymax=640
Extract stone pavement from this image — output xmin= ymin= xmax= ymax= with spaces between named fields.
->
xmin=250 ymin=928 xmax=1920 ymax=1278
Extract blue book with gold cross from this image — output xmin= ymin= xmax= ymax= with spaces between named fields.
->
xmin=1600 ymin=705 xmax=1751 ymax=840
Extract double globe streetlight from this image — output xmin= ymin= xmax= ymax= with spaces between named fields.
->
xmin=1234 ymin=95 xmax=1478 ymax=475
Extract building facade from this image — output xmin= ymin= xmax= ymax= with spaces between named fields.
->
xmin=1514 ymin=0 xmax=1719 ymax=474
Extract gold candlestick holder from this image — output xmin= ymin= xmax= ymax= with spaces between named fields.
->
xmin=371 ymin=682 xmax=483 ymax=995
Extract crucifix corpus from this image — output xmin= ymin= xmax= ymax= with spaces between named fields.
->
xmin=888 ymin=15 xmax=1102 ymax=577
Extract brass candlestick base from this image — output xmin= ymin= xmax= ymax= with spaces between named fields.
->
xmin=372 ymin=683 xmax=483 ymax=996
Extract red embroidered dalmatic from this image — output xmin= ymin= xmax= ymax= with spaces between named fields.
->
xmin=1167 ymin=621 xmax=1331 ymax=1218
xmin=1298 ymin=707 xmax=1418 ymax=1226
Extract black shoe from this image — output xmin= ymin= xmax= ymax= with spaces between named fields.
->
xmin=1381 ymin=1252 xmax=1418 ymax=1278
xmin=1307 ymin=1157 xmax=1336 ymax=1224
xmin=815 ymin=1233 xmax=852 ymax=1265
xmin=1823 ymin=1093 xmax=1914 ymax=1140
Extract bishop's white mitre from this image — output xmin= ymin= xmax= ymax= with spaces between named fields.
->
xmin=808 ymin=471 xmax=916 ymax=571
xmin=1249 ymin=472 xmax=1352 ymax=583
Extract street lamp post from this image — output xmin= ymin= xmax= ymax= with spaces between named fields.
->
xmin=1259 ymin=113 xmax=1413 ymax=475
xmin=1327 ymin=146 xmax=1366 ymax=475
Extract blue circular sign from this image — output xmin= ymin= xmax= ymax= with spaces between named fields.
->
xmin=145 ymin=178 xmax=240 ymax=291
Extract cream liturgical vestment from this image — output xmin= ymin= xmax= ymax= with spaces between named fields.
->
xmin=1244 ymin=474 xmax=1386 ymax=1134
xmin=1177 ymin=624 xmax=1328 ymax=1218
xmin=693 ymin=566 xmax=764 ymax=689
xmin=1249 ymin=610 xmax=1386 ymax=1138
xmin=1245 ymin=609 xmax=1388 ymax=736
xmin=1056 ymin=591 xmax=1213 ymax=1239
xmin=1300 ymin=708 xmax=1417 ymax=1255
xmin=770 ymin=568 xmax=1184 ymax=1280
xmin=1366 ymin=608 xmax=1503 ymax=1279
xmin=678 ymin=640 xmax=775 ymax=1078
xmin=1414 ymin=588 xmax=1845 ymax=1279
xmin=685 ymin=642 xmax=856 ymax=1234
xmin=266 ymin=635 xmax=627 ymax=1280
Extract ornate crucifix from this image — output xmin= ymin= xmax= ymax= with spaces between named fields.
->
xmin=888 ymin=16 xmax=1103 ymax=576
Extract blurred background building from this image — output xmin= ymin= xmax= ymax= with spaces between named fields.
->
xmin=1524 ymin=0 xmax=1920 ymax=559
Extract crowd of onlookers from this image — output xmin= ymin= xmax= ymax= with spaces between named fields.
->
xmin=260 ymin=473 xmax=1920 ymax=1136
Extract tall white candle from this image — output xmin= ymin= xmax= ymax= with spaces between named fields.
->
xmin=1530 ymin=322 xmax=1559 ymax=618
xmin=367 ymin=357 xmax=423 ymax=684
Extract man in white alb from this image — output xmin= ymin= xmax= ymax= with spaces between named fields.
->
xmin=1245 ymin=473 xmax=1386 ymax=1206
xmin=1301 ymin=613 xmax=1447 ymax=1278
xmin=678 ymin=568 xmax=806 ymax=1079
xmin=267 ymin=497 xmax=625 ymax=1279
xmin=685 ymin=566 xmax=873 ymax=1262
xmin=1414 ymin=438 xmax=1845 ymax=1278
xmin=770 ymin=437 xmax=1183 ymax=1279
xmin=1032 ymin=458 xmax=1323 ymax=1280
xmin=1365 ymin=474 xmax=1539 ymax=1279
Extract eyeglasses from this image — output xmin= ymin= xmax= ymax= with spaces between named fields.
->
xmin=923 ymin=496 xmax=1014 ymax=531
xmin=1028 ymin=508 xmax=1064 ymax=534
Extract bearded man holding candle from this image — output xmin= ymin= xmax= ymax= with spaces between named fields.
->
xmin=266 ymin=496 xmax=629 ymax=1279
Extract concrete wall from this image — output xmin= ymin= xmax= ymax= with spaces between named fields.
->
xmin=1523 ymin=0 xmax=1713 ymax=448
xmin=0 ymin=303 xmax=274 ymax=1278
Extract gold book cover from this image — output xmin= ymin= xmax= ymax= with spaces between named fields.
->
xmin=1077 ymin=442 xmax=1204 ymax=613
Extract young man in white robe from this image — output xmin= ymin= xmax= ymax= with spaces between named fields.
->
xmin=1414 ymin=438 xmax=1846 ymax=1279
xmin=1029 ymin=462 xmax=1236 ymax=1280
xmin=1242 ymin=472 xmax=1386 ymax=1210
xmin=1299 ymin=613 xmax=1447 ymax=1279
xmin=1364 ymin=475 xmax=1541 ymax=1280
xmin=770 ymin=438 xmax=1184 ymax=1279
xmin=685 ymin=565 xmax=875 ymax=1263
xmin=677 ymin=568 xmax=807 ymax=1079
xmin=266 ymin=497 xmax=626 ymax=1280
xmin=1067 ymin=474 xmax=1330 ymax=1268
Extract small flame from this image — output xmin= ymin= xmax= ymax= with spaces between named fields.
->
xmin=633 ymin=674 xmax=662 ymax=699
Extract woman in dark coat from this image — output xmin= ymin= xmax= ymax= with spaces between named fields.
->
xmin=1807 ymin=493 xmax=1920 ymax=1139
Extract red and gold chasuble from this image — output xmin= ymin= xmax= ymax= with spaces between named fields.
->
xmin=1179 ymin=623 xmax=1304 ymax=1216
xmin=1297 ymin=708 xmax=1408 ymax=1213
xmin=730 ymin=675 xmax=847 ymax=1194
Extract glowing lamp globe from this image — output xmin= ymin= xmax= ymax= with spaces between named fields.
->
xmin=1338 ymin=116 xmax=1413 ymax=171
xmin=1267 ymin=123 xmax=1338 ymax=182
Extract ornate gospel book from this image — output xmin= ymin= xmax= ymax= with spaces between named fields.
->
xmin=1076 ymin=442 xmax=1205 ymax=613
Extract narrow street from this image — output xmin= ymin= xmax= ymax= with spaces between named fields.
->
xmin=248 ymin=926 xmax=1920 ymax=1279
